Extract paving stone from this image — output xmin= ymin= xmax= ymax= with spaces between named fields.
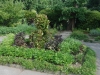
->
xmin=0 ymin=65 xmax=22 ymax=75
xmin=19 ymin=70 xmax=53 ymax=75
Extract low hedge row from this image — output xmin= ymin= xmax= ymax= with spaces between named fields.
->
xmin=0 ymin=24 xmax=35 ymax=34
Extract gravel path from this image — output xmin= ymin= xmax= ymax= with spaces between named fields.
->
xmin=83 ymin=42 xmax=100 ymax=75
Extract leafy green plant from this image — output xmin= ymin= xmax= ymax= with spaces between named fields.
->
xmin=1 ymin=33 xmax=15 ymax=46
xmin=29 ymin=14 xmax=52 ymax=48
xmin=0 ymin=0 xmax=24 ymax=26
xmin=0 ymin=24 xmax=35 ymax=34
xmin=80 ymin=48 xmax=96 ymax=75
xmin=60 ymin=38 xmax=83 ymax=54
xmin=24 ymin=10 xmax=37 ymax=25
xmin=70 ymin=30 xmax=89 ymax=40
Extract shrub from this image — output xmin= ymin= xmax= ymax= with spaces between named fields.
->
xmin=89 ymin=29 xmax=100 ymax=36
xmin=24 ymin=10 xmax=37 ymax=25
xmin=1 ymin=33 xmax=15 ymax=46
xmin=77 ymin=10 xmax=100 ymax=29
xmin=29 ymin=14 xmax=51 ymax=48
xmin=70 ymin=30 xmax=89 ymax=40
xmin=60 ymin=38 xmax=83 ymax=55
xmin=0 ymin=0 xmax=24 ymax=26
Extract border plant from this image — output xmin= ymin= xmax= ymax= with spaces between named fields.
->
xmin=0 ymin=24 xmax=35 ymax=35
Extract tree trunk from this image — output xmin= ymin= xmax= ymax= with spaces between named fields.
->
xmin=67 ymin=18 xmax=75 ymax=31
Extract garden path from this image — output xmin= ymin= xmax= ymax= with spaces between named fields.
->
xmin=0 ymin=31 xmax=100 ymax=75
xmin=83 ymin=42 xmax=100 ymax=75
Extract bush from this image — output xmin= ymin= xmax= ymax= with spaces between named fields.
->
xmin=24 ymin=10 xmax=37 ymax=25
xmin=29 ymin=14 xmax=51 ymax=48
xmin=90 ymin=29 xmax=100 ymax=36
xmin=0 ymin=0 xmax=24 ymax=26
xmin=60 ymin=38 xmax=84 ymax=55
xmin=77 ymin=10 xmax=100 ymax=29
xmin=70 ymin=30 xmax=89 ymax=40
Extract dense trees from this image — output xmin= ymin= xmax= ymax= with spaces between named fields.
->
xmin=87 ymin=0 xmax=100 ymax=11
xmin=0 ymin=0 xmax=100 ymax=30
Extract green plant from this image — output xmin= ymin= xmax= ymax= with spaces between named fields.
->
xmin=24 ymin=10 xmax=37 ymax=25
xmin=0 ymin=24 xmax=35 ymax=34
xmin=70 ymin=30 xmax=89 ymax=40
xmin=60 ymin=38 xmax=83 ymax=55
xmin=95 ymin=36 xmax=100 ymax=41
xmin=29 ymin=14 xmax=51 ymax=48
xmin=1 ymin=33 xmax=15 ymax=46
xmin=0 ymin=0 xmax=24 ymax=26
xmin=0 ymin=33 xmax=96 ymax=75
xmin=90 ymin=29 xmax=100 ymax=36
xmin=77 ymin=10 xmax=100 ymax=29
xmin=80 ymin=48 xmax=96 ymax=75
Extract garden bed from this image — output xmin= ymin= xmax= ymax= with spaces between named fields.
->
xmin=0 ymin=33 xmax=96 ymax=75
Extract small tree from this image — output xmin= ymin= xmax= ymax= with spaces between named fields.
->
xmin=63 ymin=0 xmax=88 ymax=30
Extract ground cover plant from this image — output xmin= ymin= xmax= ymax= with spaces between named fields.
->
xmin=0 ymin=24 xmax=35 ymax=35
xmin=0 ymin=33 xmax=96 ymax=75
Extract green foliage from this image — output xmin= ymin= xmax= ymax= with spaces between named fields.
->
xmin=0 ymin=0 xmax=24 ymax=26
xmin=35 ymin=14 xmax=49 ymax=30
xmin=60 ymin=38 xmax=83 ymax=54
xmin=95 ymin=36 xmax=100 ymax=41
xmin=70 ymin=30 xmax=89 ymax=40
xmin=0 ymin=33 xmax=96 ymax=75
xmin=87 ymin=0 xmax=100 ymax=11
xmin=80 ymin=48 xmax=96 ymax=75
xmin=77 ymin=10 xmax=100 ymax=29
xmin=24 ymin=10 xmax=37 ymax=25
xmin=0 ymin=24 xmax=35 ymax=34
xmin=29 ymin=14 xmax=51 ymax=48
xmin=90 ymin=29 xmax=100 ymax=36
xmin=40 ymin=6 xmax=67 ymax=29
xmin=1 ymin=33 xmax=15 ymax=46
